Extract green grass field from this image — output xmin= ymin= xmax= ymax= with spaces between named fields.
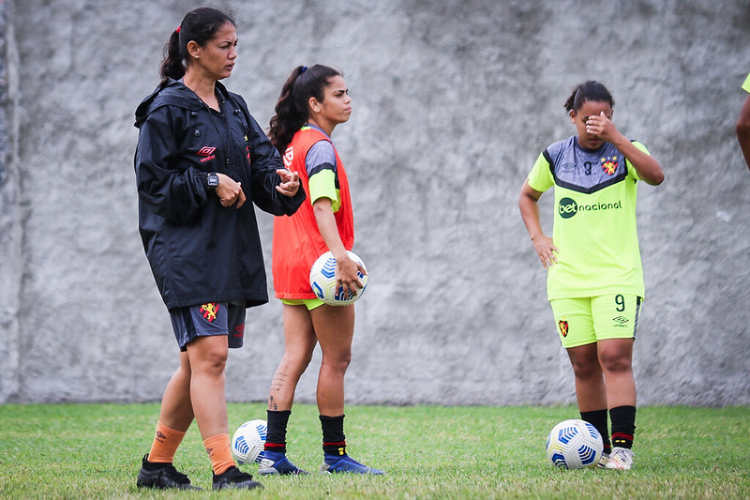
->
xmin=0 ymin=403 xmax=748 ymax=499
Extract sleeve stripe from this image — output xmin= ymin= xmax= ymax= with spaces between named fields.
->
xmin=308 ymin=162 xmax=335 ymax=178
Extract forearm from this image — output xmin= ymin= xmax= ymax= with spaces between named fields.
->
xmin=609 ymin=134 xmax=664 ymax=185
xmin=136 ymin=118 xmax=208 ymax=224
xmin=519 ymin=183 xmax=559 ymax=268
xmin=736 ymin=95 xmax=750 ymax=171
xmin=737 ymin=129 xmax=750 ymax=172
xmin=313 ymin=200 xmax=347 ymax=259
xmin=136 ymin=162 xmax=208 ymax=224
xmin=518 ymin=184 xmax=545 ymax=240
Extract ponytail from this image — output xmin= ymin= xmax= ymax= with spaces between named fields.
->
xmin=159 ymin=30 xmax=184 ymax=83
xmin=268 ymin=64 xmax=342 ymax=154
xmin=268 ymin=66 xmax=308 ymax=154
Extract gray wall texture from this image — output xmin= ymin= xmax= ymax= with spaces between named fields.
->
xmin=1 ymin=0 xmax=749 ymax=407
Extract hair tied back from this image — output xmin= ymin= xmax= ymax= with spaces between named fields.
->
xmin=300 ymin=66 xmax=308 ymax=74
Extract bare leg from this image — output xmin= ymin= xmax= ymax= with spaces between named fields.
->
xmin=310 ymin=304 xmax=355 ymax=416
xmin=156 ymin=351 xmax=195 ymax=432
xmin=566 ymin=342 xmax=607 ymax=412
xmin=185 ymin=335 xmax=230 ymax=439
xmin=597 ymin=338 xmax=636 ymax=408
xmin=267 ymin=304 xmax=318 ymax=411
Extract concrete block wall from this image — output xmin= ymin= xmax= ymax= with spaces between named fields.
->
xmin=1 ymin=0 xmax=748 ymax=406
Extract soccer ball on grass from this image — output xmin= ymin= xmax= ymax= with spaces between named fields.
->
xmin=309 ymin=250 xmax=368 ymax=305
xmin=231 ymin=419 xmax=267 ymax=464
xmin=545 ymin=419 xmax=603 ymax=469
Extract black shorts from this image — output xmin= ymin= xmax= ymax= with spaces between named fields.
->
xmin=169 ymin=301 xmax=246 ymax=352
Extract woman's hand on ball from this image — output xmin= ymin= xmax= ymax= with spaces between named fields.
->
xmin=336 ymin=253 xmax=365 ymax=295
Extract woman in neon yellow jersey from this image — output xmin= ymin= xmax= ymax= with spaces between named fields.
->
xmin=519 ymin=81 xmax=664 ymax=471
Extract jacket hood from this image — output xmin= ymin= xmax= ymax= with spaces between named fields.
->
xmin=134 ymin=78 xmax=233 ymax=128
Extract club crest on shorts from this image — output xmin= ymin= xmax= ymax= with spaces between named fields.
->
xmin=558 ymin=319 xmax=569 ymax=337
xmin=200 ymin=302 xmax=220 ymax=322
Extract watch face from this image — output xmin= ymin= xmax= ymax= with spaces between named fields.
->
xmin=208 ymin=173 xmax=219 ymax=187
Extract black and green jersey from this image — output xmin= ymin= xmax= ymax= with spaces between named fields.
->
xmin=527 ymin=136 xmax=651 ymax=300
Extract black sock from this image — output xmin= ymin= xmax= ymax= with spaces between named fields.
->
xmin=581 ymin=409 xmax=612 ymax=454
xmin=142 ymin=456 xmax=168 ymax=470
xmin=610 ymin=405 xmax=636 ymax=449
xmin=320 ymin=414 xmax=346 ymax=456
xmin=265 ymin=410 xmax=291 ymax=453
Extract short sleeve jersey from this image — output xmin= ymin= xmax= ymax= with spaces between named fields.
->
xmin=743 ymin=72 xmax=750 ymax=93
xmin=527 ymin=136 xmax=651 ymax=300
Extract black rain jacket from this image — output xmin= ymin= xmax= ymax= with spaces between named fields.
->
xmin=134 ymin=78 xmax=305 ymax=310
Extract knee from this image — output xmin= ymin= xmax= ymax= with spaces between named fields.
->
xmin=599 ymin=351 xmax=632 ymax=374
xmin=280 ymin=351 xmax=314 ymax=375
xmin=568 ymin=350 xmax=600 ymax=380
xmin=197 ymin=348 xmax=228 ymax=376
xmin=324 ymin=352 xmax=352 ymax=374
xmin=571 ymin=360 xmax=599 ymax=380
xmin=293 ymin=350 xmax=315 ymax=369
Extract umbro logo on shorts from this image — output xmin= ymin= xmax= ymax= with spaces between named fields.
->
xmin=612 ymin=315 xmax=629 ymax=327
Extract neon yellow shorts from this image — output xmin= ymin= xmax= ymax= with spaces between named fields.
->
xmin=280 ymin=298 xmax=326 ymax=311
xmin=549 ymin=294 xmax=643 ymax=348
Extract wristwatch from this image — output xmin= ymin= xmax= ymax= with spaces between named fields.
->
xmin=207 ymin=172 xmax=219 ymax=190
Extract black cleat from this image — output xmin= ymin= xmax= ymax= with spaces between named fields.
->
xmin=212 ymin=466 xmax=263 ymax=490
xmin=136 ymin=454 xmax=201 ymax=490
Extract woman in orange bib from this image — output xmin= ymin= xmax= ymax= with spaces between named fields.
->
xmin=261 ymin=65 xmax=384 ymax=475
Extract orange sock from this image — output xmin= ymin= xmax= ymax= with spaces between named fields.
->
xmin=204 ymin=434 xmax=235 ymax=475
xmin=147 ymin=421 xmax=186 ymax=464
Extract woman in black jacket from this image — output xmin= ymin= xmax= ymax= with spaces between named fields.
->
xmin=133 ymin=7 xmax=303 ymax=491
